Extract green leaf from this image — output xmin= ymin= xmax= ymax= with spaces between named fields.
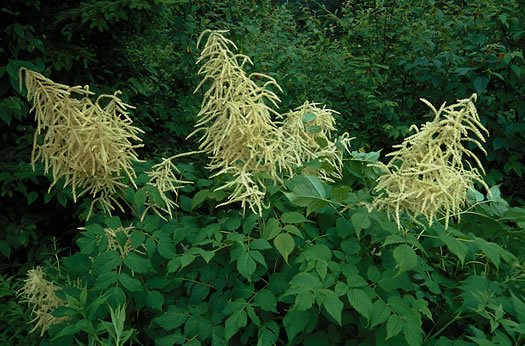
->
xmin=153 ymin=309 xmax=187 ymax=331
xmin=393 ymin=244 xmax=418 ymax=274
xmin=386 ymin=314 xmax=403 ymax=339
xmin=367 ymin=266 xmax=381 ymax=282
xmin=27 ymin=191 xmax=38 ymax=205
xmin=257 ymin=321 xmax=279 ymax=346
xmin=134 ymin=189 xmax=147 ymax=207
xmin=321 ymin=290 xmax=343 ymax=325
xmin=254 ymin=289 xmax=277 ymax=312
xmin=191 ymin=189 xmax=210 ymax=210
xmin=440 ymin=232 xmax=468 ymax=265
xmin=403 ymin=318 xmax=423 ymax=346
xmin=146 ymin=290 xmax=164 ymax=311
xmin=225 ymin=310 xmax=247 ymax=341
xmin=473 ymin=76 xmax=489 ymax=95
xmin=370 ymin=299 xmax=392 ymax=328
xmin=332 ymin=186 xmax=350 ymax=202
xmin=284 ymin=175 xmax=330 ymax=214
xmin=346 ymin=273 xmax=368 ymax=288
xmin=261 ymin=218 xmax=281 ymax=240
xmin=123 ymin=252 xmax=153 ymax=274
xmin=283 ymin=310 xmax=309 ymax=341
xmin=511 ymin=292 xmax=525 ymax=323
xmin=316 ymin=260 xmax=328 ymax=281
xmin=237 ymin=252 xmax=256 ymax=280
xmin=347 ymin=289 xmax=372 ymax=320
xmin=93 ymin=271 xmax=118 ymax=291
xmin=274 ymin=233 xmax=295 ymax=264
xmin=0 ymin=240 xmax=10 ymax=257
xmin=118 ymin=273 xmax=143 ymax=292
xmin=93 ymin=251 xmax=121 ymax=275
xmin=250 ymin=239 xmax=272 ymax=250
xmin=290 ymin=272 xmax=322 ymax=290
xmin=155 ymin=334 xmax=186 ymax=345
xmin=473 ymin=238 xmax=515 ymax=269
xmin=351 ymin=211 xmax=371 ymax=236
xmin=157 ymin=240 xmax=177 ymax=259
xmin=306 ymin=125 xmax=321 ymax=133
xmin=302 ymin=112 xmax=316 ymax=123
xmin=281 ymin=212 xmax=312 ymax=224
xmin=52 ymin=319 xmax=91 ymax=340
xmin=63 ymin=253 xmax=91 ymax=276
xmin=293 ymin=291 xmax=314 ymax=311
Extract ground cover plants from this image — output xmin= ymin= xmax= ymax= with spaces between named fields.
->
xmin=1 ymin=1 xmax=524 ymax=345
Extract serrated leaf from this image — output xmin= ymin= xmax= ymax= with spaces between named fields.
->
xmin=237 ymin=252 xmax=256 ymax=280
xmin=146 ymin=290 xmax=164 ymax=311
xmin=155 ymin=333 xmax=186 ymax=345
xmin=274 ymin=233 xmax=294 ymax=264
xmin=225 ymin=310 xmax=247 ymax=341
xmin=283 ymin=310 xmax=309 ymax=341
xmin=254 ymin=289 xmax=277 ymax=312
xmin=130 ymin=230 xmax=146 ymax=249
xmin=191 ymin=189 xmax=210 ymax=210
xmin=92 ymin=271 xmax=118 ymax=291
xmin=118 ymin=273 xmax=143 ymax=292
xmin=440 ymin=232 xmax=468 ymax=265
xmin=386 ymin=314 xmax=403 ymax=339
xmin=157 ymin=240 xmax=177 ymax=259
xmin=281 ymin=212 xmax=312 ymax=224
xmin=294 ymin=291 xmax=314 ymax=311
xmin=123 ymin=252 xmax=153 ymax=274
xmin=347 ymin=288 xmax=372 ymax=320
xmin=134 ymin=189 xmax=147 ymax=207
xmin=153 ymin=310 xmax=187 ymax=331
xmin=370 ymin=299 xmax=392 ymax=328
xmin=250 ymin=239 xmax=272 ymax=250
xmin=63 ymin=253 xmax=91 ymax=276
xmin=261 ymin=218 xmax=281 ymax=240
xmin=351 ymin=211 xmax=371 ymax=235
xmin=290 ymin=272 xmax=322 ymax=290
xmin=316 ymin=260 xmax=328 ymax=281
xmin=346 ymin=273 xmax=368 ymax=288
xmin=332 ymin=186 xmax=350 ymax=202
xmin=321 ymin=290 xmax=343 ymax=325
xmin=92 ymin=251 xmax=121 ymax=275
xmin=393 ymin=244 xmax=418 ymax=274
xmin=284 ymin=175 xmax=330 ymax=214
xmin=403 ymin=318 xmax=423 ymax=346
xmin=257 ymin=321 xmax=279 ymax=346
xmin=473 ymin=76 xmax=489 ymax=95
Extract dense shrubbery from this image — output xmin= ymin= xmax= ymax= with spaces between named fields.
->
xmin=1 ymin=0 xmax=524 ymax=345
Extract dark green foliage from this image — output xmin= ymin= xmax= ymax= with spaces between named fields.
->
xmin=1 ymin=0 xmax=524 ymax=344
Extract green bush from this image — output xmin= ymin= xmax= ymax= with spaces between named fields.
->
xmin=1 ymin=1 xmax=524 ymax=345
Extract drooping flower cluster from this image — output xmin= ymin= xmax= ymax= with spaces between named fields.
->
xmin=372 ymin=94 xmax=489 ymax=229
xmin=20 ymin=68 xmax=144 ymax=218
xmin=190 ymin=30 xmax=351 ymax=214
xmin=280 ymin=101 xmax=352 ymax=182
xmin=18 ymin=267 xmax=70 ymax=336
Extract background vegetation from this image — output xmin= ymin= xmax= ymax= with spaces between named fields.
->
xmin=1 ymin=0 xmax=524 ymax=345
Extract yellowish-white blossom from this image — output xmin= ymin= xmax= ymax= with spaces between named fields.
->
xmin=372 ymin=94 xmax=489 ymax=229
xmin=18 ymin=267 xmax=70 ymax=336
xmin=20 ymin=68 xmax=144 ymax=219
xmin=189 ymin=30 xmax=351 ymax=214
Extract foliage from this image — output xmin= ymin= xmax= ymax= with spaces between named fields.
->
xmin=0 ymin=0 xmax=524 ymax=345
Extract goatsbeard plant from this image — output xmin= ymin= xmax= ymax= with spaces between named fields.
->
xmin=372 ymin=94 xmax=490 ymax=229
xmin=188 ymin=30 xmax=351 ymax=214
